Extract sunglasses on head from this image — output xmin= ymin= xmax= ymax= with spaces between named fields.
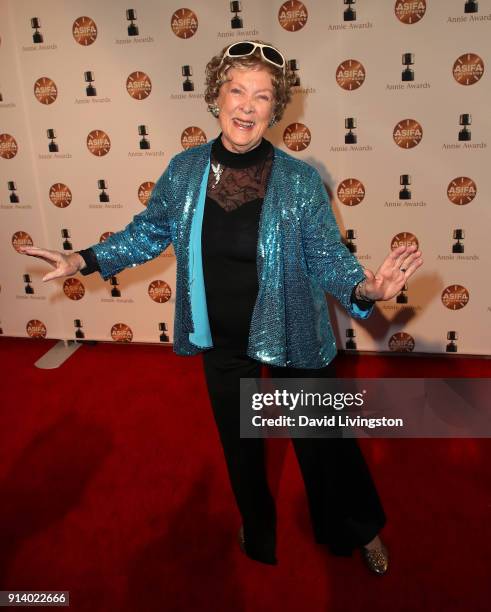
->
xmin=220 ymin=41 xmax=286 ymax=72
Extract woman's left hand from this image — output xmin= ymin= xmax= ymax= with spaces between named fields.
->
xmin=359 ymin=245 xmax=423 ymax=302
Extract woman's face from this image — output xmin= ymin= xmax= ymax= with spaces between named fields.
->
xmin=216 ymin=66 xmax=275 ymax=154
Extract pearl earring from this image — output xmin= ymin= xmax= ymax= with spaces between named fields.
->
xmin=268 ymin=116 xmax=277 ymax=128
xmin=208 ymin=104 xmax=220 ymax=118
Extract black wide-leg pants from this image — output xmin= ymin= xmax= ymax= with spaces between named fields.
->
xmin=202 ymin=347 xmax=387 ymax=565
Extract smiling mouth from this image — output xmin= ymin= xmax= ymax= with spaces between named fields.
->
xmin=233 ymin=118 xmax=255 ymax=130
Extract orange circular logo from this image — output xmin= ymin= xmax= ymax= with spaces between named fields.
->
xmin=99 ymin=232 xmax=114 ymax=242
xmin=441 ymin=285 xmax=470 ymax=310
xmin=72 ymin=16 xmax=98 ymax=46
xmin=337 ymin=179 xmax=365 ymax=206
xmin=391 ymin=232 xmax=419 ymax=251
xmin=33 ymin=77 xmax=58 ymax=105
xmin=336 ymin=60 xmax=366 ymax=91
xmin=171 ymin=8 xmax=198 ymax=38
xmin=138 ymin=181 xmax=155 ymax=207
xmin=453 ymin=53 xmax=484 ymax=86
xmin=126 ymin=71 xmax=152 ymax=100
xmin=394 ymin=0 xmax=426 ymax=24
xmin=388 ymin=332 xmax=415 ymax=352
xmin=0 ymin=133 xmax=18 ymax=159
xmin=278 ymin=1 xmax=308 ymax=32
xmin=447 ymin=177 xmax=477 ymax=205
xmin=393 ymin=119 xmax=423 ymax=149
xmin=63 ymin=278 xmax=85 ymax=301
xmin=26 ymin=319 xmax=47 ymax=339
xmin=87 ymin=130 xmax=111 ymax=157
xmin=49 ymin=183 xmax=72 ymax=208
xmin=12 ymin=231 xmax=33 ymax=252
xmin=111 ymin=323 xmax=133 ymax=342
xmin=148 ymin=280 xmax=172 ymax=303
xmin=181 ymin=127 xmax=207 ymax=150
xmin=283 ymin=123 xmax=311 ymax=151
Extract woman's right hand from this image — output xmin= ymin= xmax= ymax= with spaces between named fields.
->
xmin=17 ymin=246 xmax=86 ymax=282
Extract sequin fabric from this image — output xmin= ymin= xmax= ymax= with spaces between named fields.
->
xmin=91 ymin=140 xmax=370 ymax=368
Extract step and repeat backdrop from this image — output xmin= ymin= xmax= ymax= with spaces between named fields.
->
xmin=0 ymin=0 xmax=490 ymax=355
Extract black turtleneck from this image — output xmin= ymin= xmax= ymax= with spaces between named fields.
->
xmin=202 ymin=135 xmax=273 ymax=349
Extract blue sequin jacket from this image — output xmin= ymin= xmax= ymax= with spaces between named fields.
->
xmin=90 ymin=140 xmax=372 ymax=368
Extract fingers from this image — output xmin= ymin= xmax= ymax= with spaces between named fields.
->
xmin=402 ymin=256 xmax=424 ymax=280
xmin=397 ymin=249 xmax=422 ymax=272
xmin=394 ymin=245 xmax=418 ymax=270
xmin=18 ymin=246 xmax=61 ymax=263
xmin=42 ymin=270 xmax=67 ymax=282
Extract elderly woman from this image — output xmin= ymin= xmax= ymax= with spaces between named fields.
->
xmin=20 ymin=40 xmax=423 ymax=575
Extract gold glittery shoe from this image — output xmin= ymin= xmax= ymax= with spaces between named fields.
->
xmin=360 ymin=541 xmax=389 ymax=575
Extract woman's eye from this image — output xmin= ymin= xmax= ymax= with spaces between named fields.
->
xmin=231 ymin=88 xmax=241 ymax=94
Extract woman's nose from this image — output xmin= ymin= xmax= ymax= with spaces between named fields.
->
xmin=239 ymin=99 xmax=254 ymax=114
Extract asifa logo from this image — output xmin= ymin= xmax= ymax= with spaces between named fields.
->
xmin=171 ymin=8 xmax=198 ymax=38
xmin=278 ymin=1 xmax=308 ymax=32
xmin=336 ymin=60 xmax=366 ymax=91
xmin=393 ymin=119 xmax=423 ymax=149
xmin=283 ymin=123 xmax=311 ymax=151
xmin=337 ymin=179 xmax=365 ymax=206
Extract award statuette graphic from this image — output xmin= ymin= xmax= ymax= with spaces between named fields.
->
xmin=283 ymin=123 xmax=311 ymax=152
xmin=336 ymin=59 xmax=366 ymax=91
xmin=441 ymin=285 xmax=469 ymax=311
xmin=8 ymin=181 xmax=19 ymax=204
xmin=446 ymin=331 xmax=458 ymax=353
xmin=458 ymin=114 xmax=472 ymax=142
xmin=344 ymin=229 xmax=357 ymax=253
xmin=278 ymin=1 xmax=308 ymax=32
xmin=396 ymin=284 xmax=408 ymax=304
xmin=345 ymin=328 xmax=357 ymax=350
xmin=31 ymin=17 xmax=43 ymax=43
xmin=402 ymin=53 xmax=415 ymax=82
xmin=110 ymin=276 xmax=121 ymax=298
xmin=159 ymin=322 xmax=170 ymax=343
xmin=74 ymin=319 xmax=85 ymax=340
xmin=465 ymin=0 xmax=478 ymax=13
xmin=138 ymin=181 xmax=155 ymax=207
xmin=344 ymin=0 xmax=356 ymax=22
xmin=230 ymin=1 xmax=243 ymax=29
xmin=337 ymin=179 xmax=365 ymax=206
xmin=84 ymin=71 xmax=97 ymax=97
xmin=98 ymin=180 xmax=110 ymax=202
xmin=182 ymin=65 xmax=194 ymax=92
xmin=23 ymin=274 xmax=34 ymax=295
xmin=61 ymin=229 xmax=72 ymax=251
xmin=399 ymin=175 xmax=411 ymax=200
xmin=47 ymin=128 xmax=59 ymax=152
xmin=447 ymin=177 xmax=476 ymax=205
xmin=345 ymin=117 xmax=357 ymax=144
xmin=288 ymin=59 xmax=300 ymax=86
xmin=126 ymin=9 xmax=139 ymax=36
xmin=171 ymin=8 xmax=198 ymax=39
xmin=138 ymin=125 xmax=150 ymax=150
xmin=452 ymin=229 xmax=465 ymax=254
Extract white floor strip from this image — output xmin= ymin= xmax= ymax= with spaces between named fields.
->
xmin=34 ymin=340 xmax=83 ymax=369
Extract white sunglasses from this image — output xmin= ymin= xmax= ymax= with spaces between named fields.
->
xmin=219 ymin=41 xmax=286 ymax=72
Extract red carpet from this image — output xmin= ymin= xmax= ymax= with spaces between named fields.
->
xmin=0 ymin=337 xmax=490 ymax=612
